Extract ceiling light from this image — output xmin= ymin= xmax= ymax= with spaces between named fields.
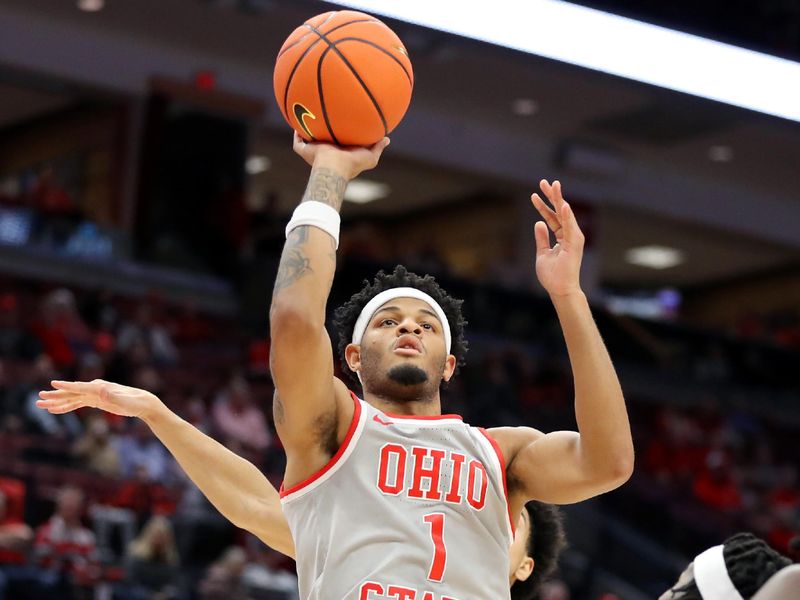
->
xmin=77 ymin=0 xmax=104 ymax=12
xmin=332 ymin=0 xmax=800 ymax=123
xmin=245 ymin=156 xmax=271 ymax=175
xmin=625 ymin=245 xmax=684 ymax=269
xmin=344 ymin=180 xmax=390 ymax=204
xmin=708 ymin=145 xmax=733 ymax=162
xmin=512 ymin=98 xmax=539 ymax=116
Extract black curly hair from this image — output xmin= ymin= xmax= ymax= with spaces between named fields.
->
xmin=510 ymin=501 xmax=568 ymax=600
xmin=332 ymin=265 xmax=468 ymax=388
xmin=670 ymin=533 xmax=792 ymax=599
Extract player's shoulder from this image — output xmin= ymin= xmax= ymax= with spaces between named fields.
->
xmin=484 ymin=426 xmax=545 ymax=463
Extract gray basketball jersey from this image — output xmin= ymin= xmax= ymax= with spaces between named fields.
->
xmin=280 ymin=392 xmax=514 ymax=600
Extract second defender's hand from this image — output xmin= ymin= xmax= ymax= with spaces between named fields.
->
xmin=37 ymin=379 xmax=162 ymax=421
xmin=292 ymin=131 xmax=390 ymax=180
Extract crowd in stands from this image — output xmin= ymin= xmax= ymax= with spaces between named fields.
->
xmin=0 ymin=256 xmax=798 ymax=598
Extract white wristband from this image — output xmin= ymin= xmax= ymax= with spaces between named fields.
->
xmin=285 ymin=201 xmax=341 ymax=249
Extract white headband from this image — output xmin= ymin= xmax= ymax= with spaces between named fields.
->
xmin=694 ymin=545 xmax=743 ymax=600
xmin=351 ymin=287 xmax=452 ymax=354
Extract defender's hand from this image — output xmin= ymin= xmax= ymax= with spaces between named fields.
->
xmin=37 ymin=379 xmax=162 ymax=421
xmin=531 ymin=180 xmax=585 ymax=298
xmin=292 ymin=131 xmax=390 ymax=180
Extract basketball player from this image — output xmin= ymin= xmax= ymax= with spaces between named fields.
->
xmin=659 ymin=533 xmax=792 ymax=600
xmin=266 ymin=133 xmax=631 ymax=599
xmin=39 ymin=133 xmax=632 ymax=598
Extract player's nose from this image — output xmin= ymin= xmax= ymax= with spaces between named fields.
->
xmin=397 ymin=317 xmax=422 ymax=335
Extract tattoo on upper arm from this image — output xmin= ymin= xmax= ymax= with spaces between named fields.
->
xmin=274 ymin=227 xmax=312 ymax=291
xmin=302 ymin=168 xmax=347 ymax=209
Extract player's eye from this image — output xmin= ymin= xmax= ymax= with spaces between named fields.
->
xmin=380 ymin=319 xmax=396 ymax=327
xmin=421 ymin=323 xmax=434 ymax=331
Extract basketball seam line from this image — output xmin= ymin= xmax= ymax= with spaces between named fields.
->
xmin=282 ymin=37 xmax=324 ymax=128
xmin=317 ymin=45 xmax=341 ymax=146
xmin=277 ymin=17 xmax=379 ymax=60
xmin=333 ymin=37 xmax=413 ymax=87
xmin=277 ymin=11 xmax=338 ymax=59
xmin=307 ymin=23 xmax=389 ymax=137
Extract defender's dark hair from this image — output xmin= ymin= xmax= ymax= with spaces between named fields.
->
xmin=510 ymin=501 xmax=568 ymax=600
xmin=332 ymin=265 xmax=468 ymax=387
xmin=670 ymin=533 xmax=792 ymax=599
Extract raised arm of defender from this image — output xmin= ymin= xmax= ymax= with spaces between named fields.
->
xmin=36 ymin=380 xmax=295 ymax=557
xmin=491 ymin=180 xmax=634 ymax=509
xmin=269 ymin=133 xmax=389 ymax=488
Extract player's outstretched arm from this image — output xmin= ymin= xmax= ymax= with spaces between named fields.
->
xmin=37 ymin=379 xmax=295 ymax=558
xmin=497 ymin=181 xmax=634 ymax=505
xmin=269 ymin=134 xmax=388 ymax=485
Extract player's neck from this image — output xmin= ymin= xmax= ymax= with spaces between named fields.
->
xmin=363 ymin=390 xmax=443 ymax=416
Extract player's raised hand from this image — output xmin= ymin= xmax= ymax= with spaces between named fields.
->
xmin=37 ymin=379 xmax=161 ymax=420
xmin=292 ymin=131 xmax=390 ymax=180
xmin=531 ymin=180 xmax=585 ymax=298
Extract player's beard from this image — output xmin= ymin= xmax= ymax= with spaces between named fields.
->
xmin=360 ymin=348 xmax=443 ymax=403
xmin=387 ymin=364 xmax=428 ymax=386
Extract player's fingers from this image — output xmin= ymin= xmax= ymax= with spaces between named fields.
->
xmin=560 ymin=202 xmax=585 ymax=248
xmin=43 ymin=400 xmax=86 ymax=415
xmin=50 ymin=380 xmax=100 ymax=393
xmin=534 ymin=221 xmax=551 ymax=255
xmin=36 ymin=395 xmax=82 ymax=409
xmin=38 ymin=389 xmax=81 ymax=400
xmin=547 ymin=180 xmax=566 ymax=212
xmin=539 ymin=179 xmax=558 ymax=209
xmin=531 ymin=193 xmax=561 ymax=233
xmin=371 ymin=137 xmax=390 ymax=153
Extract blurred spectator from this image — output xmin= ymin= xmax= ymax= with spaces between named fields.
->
xmin=75 ymin=352 xmax=105 ymax=384
xmin=173 ymin=301 xmax=215 ymax=344
xmin=0 ymin=486 xmax=36 ymax=600
xmin=28 ymin=288 xmax=91 ymax=369
xmin=198 ymin=546 xmax=247 ymax=600
xmin=114 ymin=420 xmax=172 ymax=483
xmin=0 ymin=292 xmax=40 ymax=359
xmin=211 ymin=375 xmax=271 ymax=455
xmin=0 ymin=361 xmax=22 ymax=433
xmin=117 ymin=305 xmax=178 ymax=365
xmin=241 ymin=535 xmax=298 ymax=600
xmin=111 ymin=465 xmax=177 ymax=524
xmin=692 ymin=455 xmax=743 ymax=513
xmin=34 ymin=485 xmax=100 ymax=596
xmin=23 ymin=354 xmax=82 ymax=440
xmin=246 ymin=338 xmax=270 ymax=377
xmin=72 ymin=415 xmax=122 ymax=478
xmin=124 ymin=516 xmax=182 ymax=600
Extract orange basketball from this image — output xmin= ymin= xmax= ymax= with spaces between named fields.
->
xmin=273 ymin=10 xmax=414 ymax=147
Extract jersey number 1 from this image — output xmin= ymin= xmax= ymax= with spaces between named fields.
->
xmin=423 ymin=513 xmax=446 ymax=582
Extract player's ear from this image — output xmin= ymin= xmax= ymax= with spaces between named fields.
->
xmin=514 ymin=556 xmax=534 ymax=582
xmin=345 ymin=343 xmax=362 ymax=374
xmin=442 ymin=354 xmax=457 ymax=382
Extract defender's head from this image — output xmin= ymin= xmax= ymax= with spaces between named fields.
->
xmin=334 ymin=266 xmax=468 ymax=403
xmin=510 ymin=501 xmax=567 ymax=599
xmin=659 ymin=533 xmax=791 ymax=600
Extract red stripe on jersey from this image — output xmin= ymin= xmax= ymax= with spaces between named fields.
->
xmin=478 ymin=427 xmax=516 ymax=537
xmin=279 ymin=391 xmax=362 ymax=498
